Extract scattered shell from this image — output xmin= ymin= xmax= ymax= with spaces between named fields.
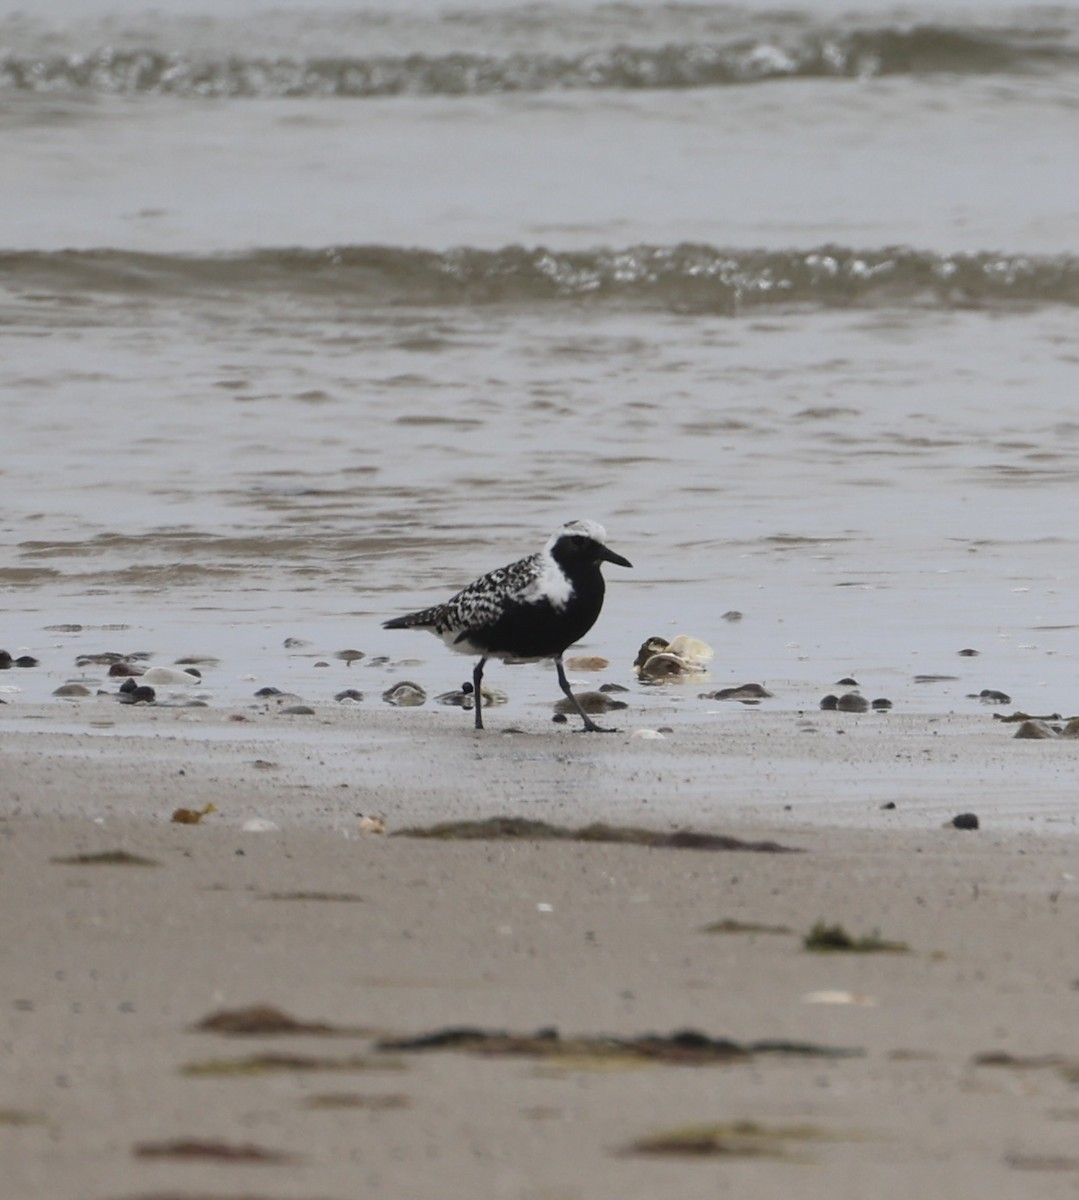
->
xmin=141 ymin=667 xmax=201 ymax=686
xmin=75 ymin=651 xmax=151 ymax=667
xmin=553 ymin=691 xmax=627 ymax=715
xmin=435 ymin=685 xmax=506 ymax=710
xmin=241 ymin=818 xmax=281 ymax=833
xmin=382 ymin=681 xmax=427 ymax=707
xmin=633 ymin=636 xmax=670 ymax=668
xmin=53 ymin=683 xmax=91 ymax=697
xmin=564 ymin=655 xmax=609 ymax=671
xmin=802 ymin=991 xmax=877 ymax=1006
xmin=1014 ymin=720 xmax=1055 ymax=740
xmin=638 ymin=652 xmax=692 ymax=680
xmin=636 ymin=634 xmax=713 ymax=681
xmin=630 ymin=728 xmax=666 ymax=740
xmin=358 ymin=814 xmax=386 ymax=834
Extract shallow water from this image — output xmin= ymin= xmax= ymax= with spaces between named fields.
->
xmin=2 ymin=0 xmax=1079 ymax=733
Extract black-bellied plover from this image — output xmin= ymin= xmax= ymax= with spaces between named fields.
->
xmin=382 ymin=520 xmax=632 ymax=731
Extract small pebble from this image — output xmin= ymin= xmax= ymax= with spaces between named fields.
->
xmin=819 ymin=694 xmax=838 ymax=711
xmin=957 ymin=648 xmax=980 ymax=657
xmin=279 ymin=704 xmax=316 ymax=716
xmin=553 ymin=691 xmax=627 ymax=715
xmin=334 ymin=689 xmax=365 ymax=703
xmin=14 ymin=656 xmax=38 ymax=668
xmin=881 ymin=801 xmax=897 ymax=810
xmin=53 ymin=683 xmax=91 ymax=697
xmin=721 ymin=610 xmax=743 ymax=622
xmin=871 ymin=697 xmax=893 ymax=711
xmin=108 ymin=662 xmax=144 ymax=677
xmin=254 ymin=686 xmax=282 ymax=697
xmin=975 ymin=688 xmax=1011 ymax=705
xmin=0 ymin=650 xmax=12 ymax=669
xmin=950 ymin=812 xmax=980 ymax=830
xmin=283 ymin=637 xmax=310 ymax=648
xmin=118 ymin=685 xmax=156 ymax=705
xmin=564 ymin=655 xmax=609 ymax=671
xmin=835 ymin=676 xmax=859 ymax=687
xmin=703 ymin=683 xmax=773 ymax=701
xmin=599 ymin=682 xmax=630 ymax=693
xmin=836 ymin=693 xmax=868 ymax=713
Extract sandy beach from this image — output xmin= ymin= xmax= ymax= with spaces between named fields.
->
xmin=3 ymin=703 xmax=1079 ymax=1200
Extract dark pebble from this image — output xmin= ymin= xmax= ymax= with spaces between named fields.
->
xmin=871 ymin=697 xmax=893 ymax=711
xmin=957 ymin=648 xmax=980 ymax=657
xmin=599 ymin=682 xmax=630 ymax=693
xmin=836 ymin=692 xmax=869 ymax=713
xmin=0 ymin=650 xmax=12 ymax=669
xmin=835 ymin=676 xmax=859 ymax=687
xmin=14 ymin=655 xmax=39 ymax=668
xmin=334 ymin=689 xmax=365 ymax=702
xmin=881 ymin=801 xmax=897 ymax=810
xmin=819 ymin=694 xmax=839 ymax=710
xmin=254 ymin=686 xmax=282 ymax=697
xmin=950 ymin=812 xmax=980 ymax=830
xmin=705 ymin=683 xmax=774 ymax=701
xmin=914 ymin=674 xmax=959 ymax=683
xmin=119 ymin=685 xmax=156 ymax=705
xmin=976 ymin=689 xmax=1011 ymax=705
xmin=552 ymin=713 xmax=568 ymax=724
xmin=109 ymin=662 xmax=144 ymax=677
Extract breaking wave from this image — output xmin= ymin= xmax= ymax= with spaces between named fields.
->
xmin=2 ymin=22 xmax=1078 ymax=98
xmin=4 ymin=244 xmax=1079 ymax=314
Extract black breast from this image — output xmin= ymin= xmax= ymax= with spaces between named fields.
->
xmin=464 ymin=566 xmax=606 ymax=659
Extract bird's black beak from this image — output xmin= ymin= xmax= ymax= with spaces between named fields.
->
xmin=600 ymin=545 xmax=633 ymax=569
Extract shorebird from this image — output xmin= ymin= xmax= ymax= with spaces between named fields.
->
xmin=382 ymin=520 xmax=632 ymax=731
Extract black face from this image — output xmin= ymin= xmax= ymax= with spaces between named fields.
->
xmin=553 ymin=533 xmax=633 ymax=570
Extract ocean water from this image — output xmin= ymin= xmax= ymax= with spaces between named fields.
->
xmin=2 ymin=0 xmax=1079 ymax=721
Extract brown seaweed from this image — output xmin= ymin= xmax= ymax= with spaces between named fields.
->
xmin=394 ymin=816 xmax=801 ymax=853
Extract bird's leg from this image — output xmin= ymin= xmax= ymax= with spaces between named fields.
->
xmin=472 ymin=657 xmax=487 ymax=730
xmin=555 ymin=657 xmax=613 ymax=733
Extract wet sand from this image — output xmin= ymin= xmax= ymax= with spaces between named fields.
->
xmin=3 ymin=704 xmax=1079 ymax=1199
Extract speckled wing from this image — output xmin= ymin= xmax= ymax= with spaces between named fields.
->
xmin=385 ymin=553 xmax=544 ymax=637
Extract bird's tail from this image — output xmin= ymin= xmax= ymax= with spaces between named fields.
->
xmin=382 ymin=608 xmax=438 ymax=630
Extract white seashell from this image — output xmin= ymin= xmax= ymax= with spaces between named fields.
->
xmin=664 ymin=635 xmax=715 ymax=666
xmin=141 ymin=667 xmax=202 ymax=686
xmin=241 ymin=818 xmax=280 ymax=833
xmin=630 ymin=728 xmax=666 ymax=740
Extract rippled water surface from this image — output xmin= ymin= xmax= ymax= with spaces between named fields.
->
xmin=2 ymin=0 xmax=1079 ymax=719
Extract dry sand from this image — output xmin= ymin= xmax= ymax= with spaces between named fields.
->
xmin=2 ymin=701 xmax=1079 ymax=1199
